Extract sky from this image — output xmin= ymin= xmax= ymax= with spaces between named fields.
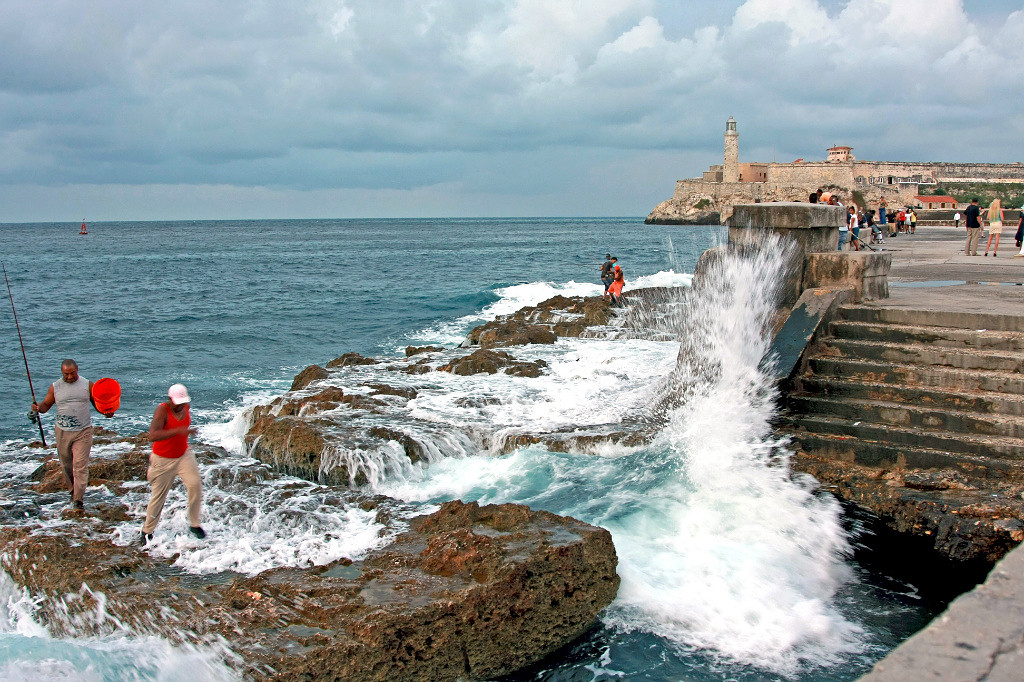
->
xmin=1 ymin=0 xmax=1022 ymax=221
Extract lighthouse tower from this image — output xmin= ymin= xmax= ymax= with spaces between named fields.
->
xmin=723 ymin=116 xmax=739 ymax=183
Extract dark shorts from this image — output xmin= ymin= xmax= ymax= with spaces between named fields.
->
xmin=602 ymin=276 xmax=613 ymax=291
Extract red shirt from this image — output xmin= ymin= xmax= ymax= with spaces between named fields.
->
xmin=153 ymin=402 xmax=190 ymax=458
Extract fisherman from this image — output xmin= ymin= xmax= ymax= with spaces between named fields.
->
xmin=600 ymin=255 xmax=617 ymax=293
xmin=30 ymin=359 xmax=115 ymax=510
xmin=141 ymin=383 xmax=205 ymax=544
xmin=606 ymin=264 xmax=625 ymax=306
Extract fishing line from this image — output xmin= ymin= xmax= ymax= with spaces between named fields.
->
xmin=2 ymin=262 xmax=48 ymax=447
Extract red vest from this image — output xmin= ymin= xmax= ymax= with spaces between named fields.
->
xmin=153 ymin=403 xmax=189 ymax=458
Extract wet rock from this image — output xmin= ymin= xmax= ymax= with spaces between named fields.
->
xmin=245 ymin=416 xmax=351 ymax=486
xmin=369 ymin=426 xmax=427 ymax=463
xmin=405 ymin=345 xmax=444 ymax=357
xmin=366 ymin=383 xmax=418 ymax=400
xmin=291 ymin=364 xmax=329 ymax=391
xmin=439 ymin=349 xmax=547 ymax=377
xmin=0 ymin=500 xmax=619 ymax=682
xmin=470 ymin=320 xmax=557 ymax=348
xmin=327 ymin=352 xmax=379 ymax=368
xmin=793 ymin=451 xmax=1024 ymax=563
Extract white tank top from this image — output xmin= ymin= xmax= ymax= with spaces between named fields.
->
xmin=53 ymin=377 xmax=92 ymax=431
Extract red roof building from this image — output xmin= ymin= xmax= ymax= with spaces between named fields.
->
xmin=915 ymin=195 xmax=958 ymax=208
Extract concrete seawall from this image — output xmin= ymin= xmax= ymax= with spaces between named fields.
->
xmin=806 ymin=225 xmax=1024 ymax=680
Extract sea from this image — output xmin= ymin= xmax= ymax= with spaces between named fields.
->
xmin=0 ymin=218 xmax=945 ymax=681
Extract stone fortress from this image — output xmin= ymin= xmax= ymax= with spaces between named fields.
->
xmin=646 ymin=117 xmax=1024 ymax=224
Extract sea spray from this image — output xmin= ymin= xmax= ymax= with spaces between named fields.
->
xmin=602 ymin=234 xmax=861 ymax=674
xmin=0 ymin=573 xmax=240 ymax=682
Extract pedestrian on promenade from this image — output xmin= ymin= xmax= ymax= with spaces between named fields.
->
xmin=896 ymin=209 xmax=906 ymax=233
xmin=808 ymin=192 xmax=818 ymax=203
xmin=954 ymin=210 xmax=961 ymax=228
xmin=984 ymin=199 xmax=1004 ymax=256
xmin=848 ymin=206 xmax=861 ymax=251
xmin=964 ymin=198 xmax=983 ymax=256
xmin=838 ymin=211 xmax=849 ymax=250
xmin=30 ymin=359 xmax=116 ymax=510
xmin=600 ymin=255 xmax=616 ymax=294
xmin=878 ymin=199 xmax=888 ymax=232
xmin=909 ymin=208 xmax=918 ymax=234
xmin=141 ymin=383 xmax=205 ymax=544
xmin=1015 ymin=208 xmax=1024 ymax=251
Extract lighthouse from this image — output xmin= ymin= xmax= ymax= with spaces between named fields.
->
xmin=723 ymin=116 xmax=739 ymax=183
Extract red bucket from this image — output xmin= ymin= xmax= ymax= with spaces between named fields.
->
xmin=91 ymin=378 xmax=121 ymax=413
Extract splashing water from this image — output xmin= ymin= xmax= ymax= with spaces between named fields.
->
xmin=371 ymin=235 xmax=863 ymax=676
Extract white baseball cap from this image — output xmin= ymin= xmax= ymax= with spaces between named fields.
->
xmin=168 ymin=383 xmax=191 ymax=404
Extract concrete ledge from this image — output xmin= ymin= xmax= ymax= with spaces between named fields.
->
xmin=766 ymin=287 xmax=855 ymax=385
xmin=804 ymin=253 xmax=892 ymax=301
xmin=728 ymin=202 xmax=844 ymax=254
xmin=858 ymin=542 xmax=1024 ymax=682
xmin=846 ymin=305 xmax=1024 ymax=332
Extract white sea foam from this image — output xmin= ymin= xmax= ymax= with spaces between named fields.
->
xmin=368 ymin=239 xmax=863 ymax=675
xmin=409 ymin=269 xmax=693 ymax=346
xmin=0 ymin=573 xmax=239 ymax=681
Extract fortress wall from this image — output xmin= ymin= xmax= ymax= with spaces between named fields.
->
xmin=673 ymin=179 xmax=764 ymax=202
xmin=768 ymin=163 xmax=856 ymax=189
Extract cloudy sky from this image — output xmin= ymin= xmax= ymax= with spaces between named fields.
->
xmin=1 ymin=0 xmax=1022 ymax=221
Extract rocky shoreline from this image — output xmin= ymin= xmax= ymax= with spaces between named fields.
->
xmin=0 ymin=290 xmax=670 ymax=680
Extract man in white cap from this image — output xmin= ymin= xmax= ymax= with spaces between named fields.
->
xmin=141 ymin=383 xmax=205 ymax=544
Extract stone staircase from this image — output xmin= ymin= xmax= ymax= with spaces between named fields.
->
xmin=780 ymin=305 xmax=1024 ymax=561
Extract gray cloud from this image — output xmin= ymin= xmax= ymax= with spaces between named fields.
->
xmin=1 ymin=0 xmax=1022 ymax=220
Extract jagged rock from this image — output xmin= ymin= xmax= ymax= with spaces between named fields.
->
xmin=439 ymin=349 xmax=547 ymax=377
xmin=0 ymin=500 xmax=619 ymax=682
xmin=366 ymin=383 xmax=418 ymax=400
xmin=291 ymin=364 xmax=329 ymax=391
xmin=645 ymin=198 xmax=722 ymax=225
xmin=793 ymin=451 xmax=1024 ymax=563
xmin=326 ymin=352 xmax=379 ymax=368
xmin=369 ymin=426 xmax=427 ymax=463
xmin=469 ymin=320 xmax=557 ymax=348
xmin=405 ymin=345 xmax=444 ymax=357
xmin=245 ymin=416 xmax=352 ymax=486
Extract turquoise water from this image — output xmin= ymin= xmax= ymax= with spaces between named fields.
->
xmin=0 ymin=219 xmax=940 ymax=681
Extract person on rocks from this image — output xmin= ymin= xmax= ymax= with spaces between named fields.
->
xmin=964 ymin=198 xmax=983 ymax=256
xmin=606 ymin=264 xmax=625 ymax=306
xmin=600 ymin=255 xmax=617 ymax=294
xmin=30 ymin=359 xmax=116 ymax=511
xmin=141 ymin=383 xmax=205 ymax=544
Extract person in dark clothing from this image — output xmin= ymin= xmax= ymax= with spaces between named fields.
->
xmin=964 ymin=198 xmax=983 ymax=256
xmin=600 ymin=255 xmax=617 ymax=293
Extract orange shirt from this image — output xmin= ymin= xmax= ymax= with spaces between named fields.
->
xmin=153 ymin=402 xmax=190 ymax=458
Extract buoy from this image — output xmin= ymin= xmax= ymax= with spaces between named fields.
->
xmin=80 ymin=220 xmax=88 ymax=235
xmin=91 ymin=378 xmax=121 ymax=413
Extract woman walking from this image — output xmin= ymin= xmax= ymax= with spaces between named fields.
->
xmin=984 ymin=199 xmax=1004 ymax=256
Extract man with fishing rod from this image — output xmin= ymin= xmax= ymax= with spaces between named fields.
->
xmin=30 ymin=359 xmax=117 ymax=510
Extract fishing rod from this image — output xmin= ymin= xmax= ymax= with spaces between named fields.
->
xmin=2 ymin=262 xmax=47 ymax=447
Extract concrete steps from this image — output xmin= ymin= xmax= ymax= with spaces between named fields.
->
xmin=783 ymin=305 xmax=1024 ymax=483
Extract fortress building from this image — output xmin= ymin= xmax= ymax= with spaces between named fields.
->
xmin=646 ymin=118 xmax=1024 ymax=224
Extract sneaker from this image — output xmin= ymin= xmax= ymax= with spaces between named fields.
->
xmin=189 ymin=526 xmax=206 ymax=540
xmin=139 ymin=531 xmax=153 ymax=546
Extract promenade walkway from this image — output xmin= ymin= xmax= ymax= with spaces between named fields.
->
xmin=853 ymin=224 xmax=1024 ymax=681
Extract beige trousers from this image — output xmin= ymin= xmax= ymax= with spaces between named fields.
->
xmin=966 ymin=227 xmax=982 ymax=255
xmin=142 ymin=449 xmax=202 ymax=533
xmin=55 ymin=425 xmax=93 ymax=502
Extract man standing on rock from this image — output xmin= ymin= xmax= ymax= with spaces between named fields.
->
xmin=141 ymin=383 xmax=205 ymax=544
xmin=30 ymin=359 xmax=115 ymax=510
xmin=600 ymin=255 xmax=616 ymax=294
xmin=965 ymin=198 xmax=984 ymax=256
